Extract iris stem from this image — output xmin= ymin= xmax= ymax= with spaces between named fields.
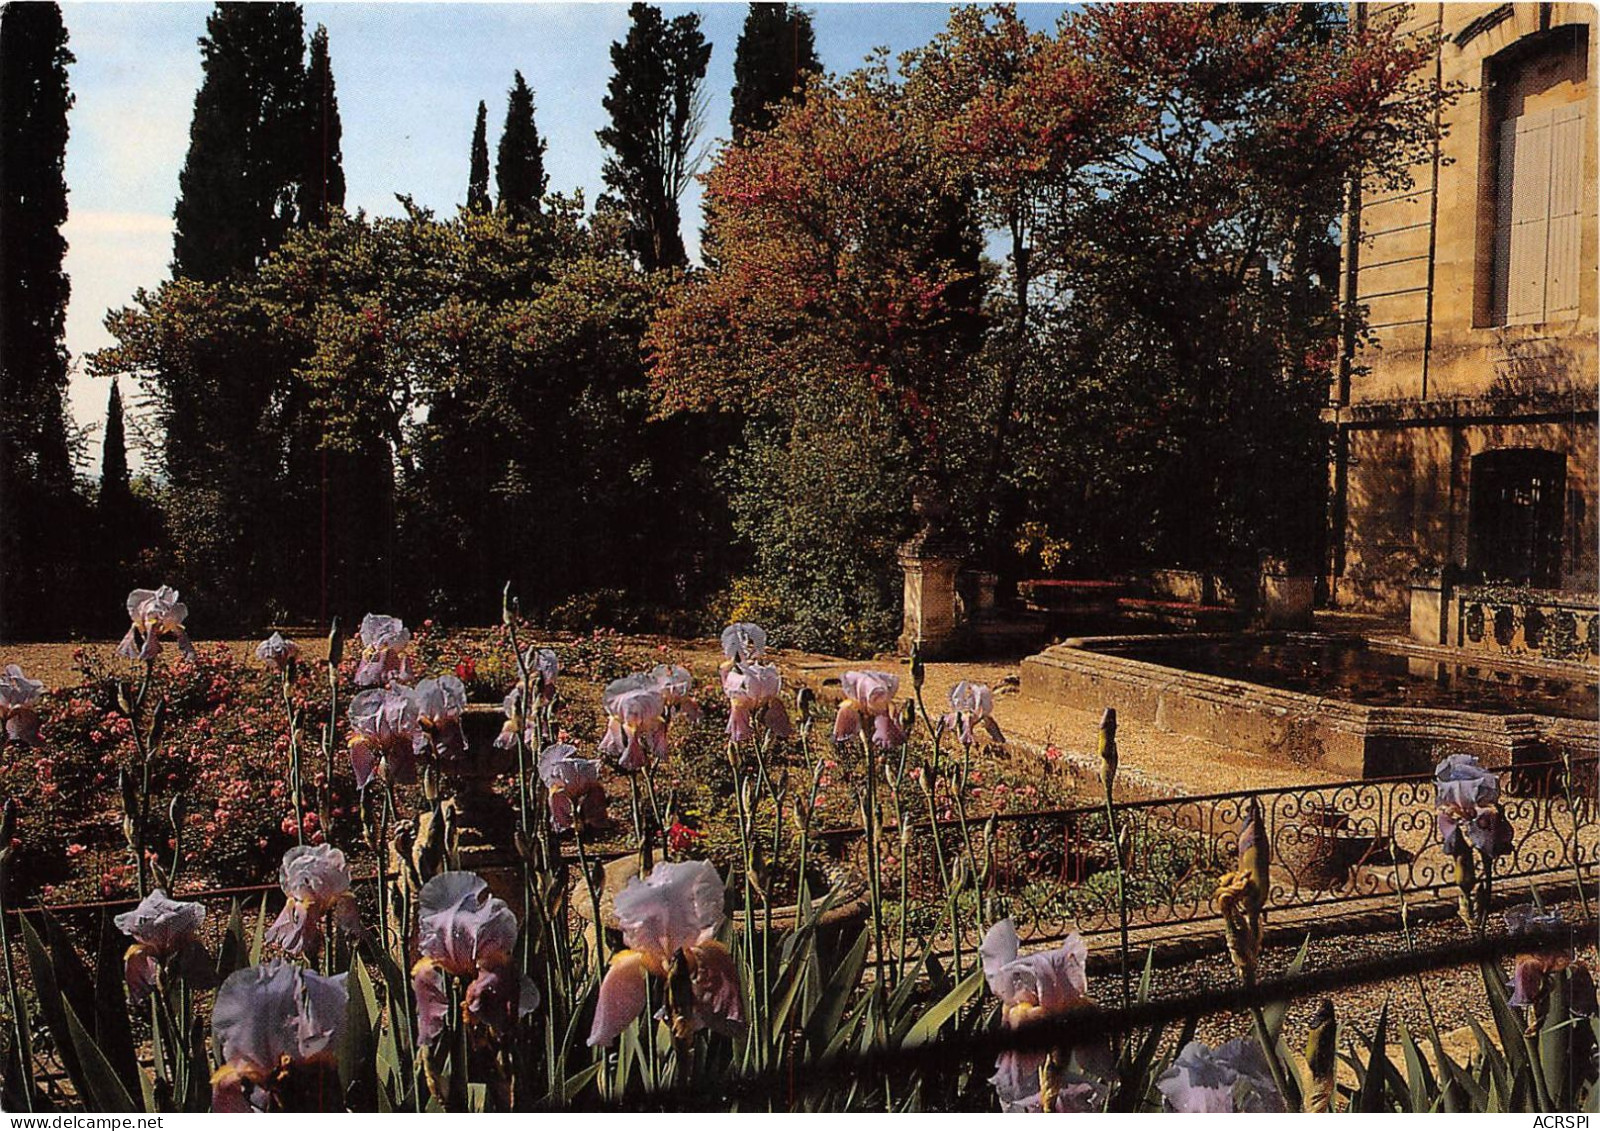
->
xmin=860 ymin=734 xmax=887 ymax=985
xmin=0 ymin=861 xmax=31 ymax=1111
xmin=282 ymin=669 xmax=304 ymax=847
xmin=1248 ymin=1002 xmax=1293 ymax=1110
xmin=1103 ymin=784 xmax=1131 ymax=1012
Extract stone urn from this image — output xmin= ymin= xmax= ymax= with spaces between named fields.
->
xmin=447 ymin=703 xmax=524 ymax=904
xmin=391 ymin=703 xmax=524 ymax=914
xmin=1278 ymin=805 xmax=1392 ymax=891
xmin=575 ymin=854 xmax=871 ymax=963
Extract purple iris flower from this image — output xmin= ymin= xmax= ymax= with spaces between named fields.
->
xmin=117 ymin=586 xmax=196 ymax=662
xmin=0 ymin=664 xmax=44 ymax=744
xmin=834 ymin=670 xmax=904 ymax=749
xmin=210 ymin=961 xmax=347 ymax=1112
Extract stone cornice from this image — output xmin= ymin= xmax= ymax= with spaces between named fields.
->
xmin=1324 ymin=385 xmax=1598 ymax=428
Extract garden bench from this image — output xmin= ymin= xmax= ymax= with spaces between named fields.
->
xmin=1017 ymin=579 xmax=1127 ymax=614
xmin=1114 ymin=596 xmax=1238 ymax=632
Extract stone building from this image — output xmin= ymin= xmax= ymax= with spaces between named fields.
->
xmin=1327 ymin=2 xmax=1598 ymax=615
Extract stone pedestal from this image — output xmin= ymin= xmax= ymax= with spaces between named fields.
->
xmin=388 ymin=705 xmax=526 ymax=919
xmin=1259 ymin=563 xmax=1315 ymax=628
xmin=898 ymin=549 xmax=962 ymax=658
xmin=1409 ymin=575 xmax=1449 ymax=645
xmin=971 ymin=571 xmax=999 ymax=615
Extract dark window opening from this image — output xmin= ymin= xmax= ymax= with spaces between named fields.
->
xmin=1468 ymin=448 xmax=1566 ymax=587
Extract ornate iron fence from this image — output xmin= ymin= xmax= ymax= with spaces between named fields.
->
xmin=820 ymin=756 xmax=1596 ymax=949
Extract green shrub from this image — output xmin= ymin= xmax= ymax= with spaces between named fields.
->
xmin=723 ymin=388 xmax=913 ymax=656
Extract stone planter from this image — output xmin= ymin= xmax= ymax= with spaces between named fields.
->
xmin=1409 ymin=573 xmax=1449 ymax=645
xmin=1258 ymin=561 xmax=1314 ymax=629
xmin=576 ymin=855 xmax=871 ymax=960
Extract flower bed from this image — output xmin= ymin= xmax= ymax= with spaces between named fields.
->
xmin=0 ymin=590 xmax=1592 ymax=1114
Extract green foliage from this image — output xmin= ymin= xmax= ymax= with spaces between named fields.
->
xmin=138 ymin=3 xmax=361 ymax=627
xmin=92 ymin=199 xmax=730 ymax=628
xmin=467 ymin=100 xmax=491 ymax=212
xmin=650 ymin=63 xmax=989 ymax=652
xmin=0 ymin=0 xmax=80 ymax=641
xmin=494 ymin=71 xmax=546 ymax=222
xmin=730 ymin=2 xmax=821 ymax=143
xmin=723 ymin=383 xmax=912 ymax=656
xmin=171 ymin=2 xmax=312 ymax=283
xmin=988 ymin=3 xmax=1446 ymax=582
xmin=597 ymin=2 xmax=711 ymax=272
xmin=1329 ymin=965 xmax=1598 ymax=1113
xmin=93 ymin=381 xmax=160 ymax=630
xmin=97 ymin=380 xmax=130 ymax=516
xmin=297 ymin=24 xmax=345 ymax=225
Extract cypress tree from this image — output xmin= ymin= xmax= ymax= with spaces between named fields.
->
xmin=730 ymin=3 xmax=820 ymax=142
xmin=99 ymin=379 xmax=130 ymax=513
xmin=96 ymin=378 xmax=139 ymax=597
xmin=172 ymin=2 xmax=309 ymax=282
xmin=297 ymin=22 xmax=344 ymax=224
xmin=467 ymin=100 xmax=491 ymax=212
xmin=598 ymin=3 xmax=711 ymax=272
xmin=495 ymin=71 xmax=546 ymax=221
xmin=0 ymin=1 xmax=76 ymax=640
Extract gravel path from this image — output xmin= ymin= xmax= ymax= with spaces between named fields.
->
xmin=1153 ymin=895 xmax=1598 ymax=1079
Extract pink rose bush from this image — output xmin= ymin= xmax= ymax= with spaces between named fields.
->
xmin=589 ymin=861 xmax=743 ymax=1046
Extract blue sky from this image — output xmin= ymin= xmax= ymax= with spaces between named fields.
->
xmin=58 ymin=2 xmax=1069 ymax=463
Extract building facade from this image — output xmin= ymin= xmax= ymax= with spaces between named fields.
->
xmin=1327 ymin=2 xmax=1598 ymax=614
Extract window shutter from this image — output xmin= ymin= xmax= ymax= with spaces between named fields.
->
xmin=1505 ymin=107 xmax=1553 ymax=326
xmin=1545 ymin=103 xmax=1584 ymax=319
xmin=1493 ymin=117 xmax=1517 ymax=323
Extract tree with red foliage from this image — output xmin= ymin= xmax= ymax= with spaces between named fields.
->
xmin=649 ymin=4 xmax=1449 ymax=646
xmin=647 ymin=61 xmax=986 ymax=650
xmin=903 ymin=4 xmax=1126 ymax=554
xmin=1006 ymin=3 xmax=1448 ymax=585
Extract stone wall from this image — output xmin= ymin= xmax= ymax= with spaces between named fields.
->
xmin=1336 ymin=401 xmax=1599 ymax=609
xmin=1328 ymin=3 xmax=1599 ymax=612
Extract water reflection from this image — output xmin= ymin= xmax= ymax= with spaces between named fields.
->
xmin=1098 ymin=635 xmax=1598 ymax=719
